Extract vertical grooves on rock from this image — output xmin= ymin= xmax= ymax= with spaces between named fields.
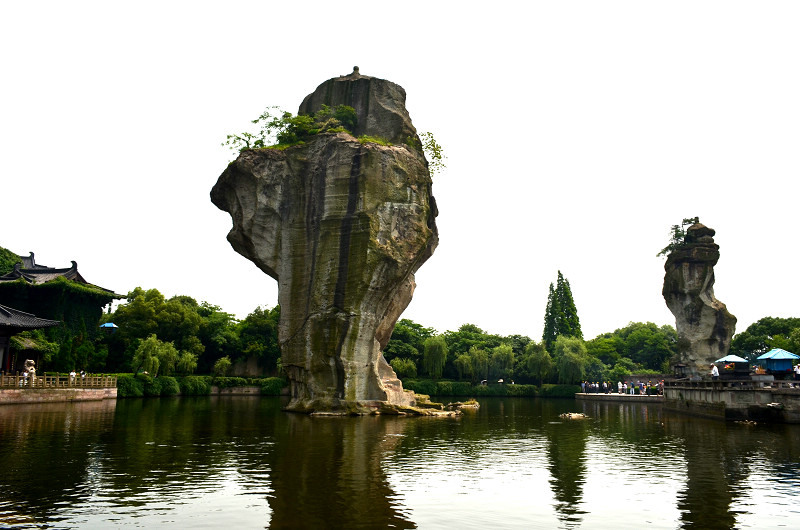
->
xmin=305 ymin=151 xmax=327 ymax=314
xmin=333 ymin=147 xmax=362 ymax=310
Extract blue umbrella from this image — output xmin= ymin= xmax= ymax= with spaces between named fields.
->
xmin=99 ymin=322 xmax=118 ymax=329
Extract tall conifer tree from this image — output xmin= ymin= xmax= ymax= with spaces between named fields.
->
xmin=542 ymin=271 xmax=582 ymax=351
xmin=542 ymin=282 xmax=560 ymax=351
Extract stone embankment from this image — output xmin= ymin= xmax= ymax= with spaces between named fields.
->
xmin=0 ymin=388 xmax=117 ymax=405
xmin=575 ymin=393 xmax=664 ymax=403
xmin=664 ymin=380 xmax=800 ymax=423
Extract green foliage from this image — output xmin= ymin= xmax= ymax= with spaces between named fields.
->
xmin=222 ymin=104 xmax=358 ymax=154
xmin=102 ymin=289 xmax=282 ymax=376
xmin=402 ymin=379 xmax=537 ymax=397
xmin=525 ymin=341 xmax=554 ymax=385
xmin=586 ymin=322 xmax=677 ymax=372
xmin=443 ymin=324 xmax=504 ymax=362
xmin=213 ymin=356 xmax=232 ymax=377
xmin=116 ymin=374 xmax=144 ymax=398
xmin=212 ymin=376 xmax=248 ymax=388
xmin=158 ymin=376 xmax=180 ymax=396
xmin=657 ymin=216 xmax=700 ymax=257
xmin=236 ymin=305 xmax=280 ymax=371
xmin=259 ymin=377 xmax=285 ymax=395
xmin=0 ymin=246 xmax=20 ymax=275
xmin=131 ymin=334 xmax=179 ymax=376
xmin=607 ymin=360 xmax=633 ymax=383
xmin=143 ymin=376 xmax=162 ymax=397
xmin=468 ymin=346 xmax=489 ymax=383
xmin=383 ymin=318 xmax=435 ymax=363
xmin=453 ymin=353 xmax=473 ymax=382
xmin=9 ymin=329 xmax=59 ymax=361
xmin=180 ymin=375 xmax=212 ymax=395
xmin=540 ymin=384 xmax=582 ymax=398
xmin=543 ymin=271 xmax=582 ymax=351
xmin=489 ymin=344 xmax=514 ymax=380
xmin=730 ymin=316 xmax=800 ymax=360
xmin=419 ymin=132 xmax=446 ymax=175
xmin=358 ymin=135 xmax=392 ymax=146
xmin=402 ymin=379 xmax=436 ymax=396
xmin=176 ymin=351 xmax=198 ymax=374
xmin=553 ymin=336 xmax=588 ymax=384
xmin=390 ymin=357 xmax=417 ymax=379
xmin=422 ymin=335 xmax=448 ymax=379
xmin=473 ymin=384 xmax=537 ymax=397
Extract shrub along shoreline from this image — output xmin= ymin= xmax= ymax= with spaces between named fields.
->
xmin=115 ymin=374 xmax=285 ymax=398
xmin=401 ymin=380 xmax=580 ymax=398
xmin=114 ymin=375 xmax=579 ymax=400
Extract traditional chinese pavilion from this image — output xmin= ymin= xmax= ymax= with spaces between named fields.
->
xmin=0 ymin=252 xmax=121 ymax=340
xmin=0 ymin=303 xmax=60 ymax=373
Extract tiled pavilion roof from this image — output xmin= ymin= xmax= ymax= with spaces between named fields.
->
xmin=0 ymin=303 xmax=60 ymax=332
xmin=0 ymin=259 xmax=118 ymax=297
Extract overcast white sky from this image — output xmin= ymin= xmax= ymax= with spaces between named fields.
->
xmin=2 ymin=1 xmax=799 ymax=341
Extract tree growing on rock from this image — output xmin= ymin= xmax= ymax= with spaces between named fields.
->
xmin=657 ymin=216 xmax=700 ymax=257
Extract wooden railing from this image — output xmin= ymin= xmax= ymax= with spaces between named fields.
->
xmin=0 ymin=374 xmax=117 ymax=389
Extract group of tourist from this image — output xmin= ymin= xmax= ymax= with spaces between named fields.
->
xmin=581 ymin=380 xmax=664 ymax=395
xmin=68 ymin=369 xmax=87 ymax=385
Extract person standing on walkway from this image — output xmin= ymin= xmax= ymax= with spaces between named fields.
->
xmin=710 ymin=364 xmax=719 ymax=381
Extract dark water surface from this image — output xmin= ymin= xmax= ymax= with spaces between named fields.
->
xmin=0 ymin=396 xmax=798 ymax=529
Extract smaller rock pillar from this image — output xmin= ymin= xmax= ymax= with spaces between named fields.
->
xmin=662 ymin=223 xmax=737 ymax=378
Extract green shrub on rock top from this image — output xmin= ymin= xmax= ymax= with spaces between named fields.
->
xmin=222 ymin=105 xmax=358 ymax=153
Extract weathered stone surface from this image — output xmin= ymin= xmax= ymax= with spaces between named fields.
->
xmin=662 ymin=223 xmax=737 ymax=378
xmin=298 ymin=66 xmax=418 ymax=146
xmin=211 ymin=71 xmax=438 ymax=413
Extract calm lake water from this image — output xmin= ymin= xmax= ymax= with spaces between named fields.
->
xmin=1 ymin=396 xmax=798 ymax=529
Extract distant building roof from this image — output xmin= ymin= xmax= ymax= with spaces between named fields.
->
xmin=19 ymin=252 xmax=50 ymax=270
xmin=0 ymin=303 xmax=60 ymax=332
xmin=0 ymin=261 xmax=88 ymax=285
xmin=0 ymin=256 xmax=119 ymax=297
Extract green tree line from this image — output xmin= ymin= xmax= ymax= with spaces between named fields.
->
xmin=10 ymin=286 xmax=281 ymax=376
xmin=384 ymin=319 xmax=677 ymax=386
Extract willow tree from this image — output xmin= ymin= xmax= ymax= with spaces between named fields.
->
xmin=422 ymin=335 xmax=448 ymax=380
xmin=542 ymin=271 xmax=582 ymax=351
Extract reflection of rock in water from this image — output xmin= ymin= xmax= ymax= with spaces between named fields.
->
xmin=664 ymin=415 xmax=746 ymax=529
xmin=544 ymin=418 xmax=588 ymax=528
xmin=267 ymin=415 xmax=416 ymax=529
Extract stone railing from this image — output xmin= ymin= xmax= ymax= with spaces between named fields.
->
xmin=665 ymin=380 xmax=798 ymax=391
xmin=0 ymin=374 xmax=117 ymax=389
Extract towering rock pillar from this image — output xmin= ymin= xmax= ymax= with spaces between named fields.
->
xmin=211 ymin=69 xmax=438 ymax=413
xmin=662 ymin=223 xmax=737 ymax=378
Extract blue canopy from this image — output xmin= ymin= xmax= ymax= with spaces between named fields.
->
xmin=756 ymin=348 xmax=800 ymax=360
xmin=99 ymin=322 xmax=118 ymax=329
